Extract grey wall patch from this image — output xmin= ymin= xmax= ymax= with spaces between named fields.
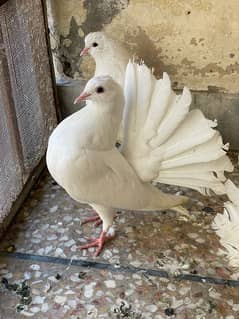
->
xmin=58 ymin=0 xmax=130 ymax=77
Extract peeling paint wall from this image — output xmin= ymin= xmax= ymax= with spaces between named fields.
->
xmin=50 ymin=0 xmax=239 ymax=93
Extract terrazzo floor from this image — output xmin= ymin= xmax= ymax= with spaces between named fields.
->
xmin=0 ymin=154 xmax=239 ymax=318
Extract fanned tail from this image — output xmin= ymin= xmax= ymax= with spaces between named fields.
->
xmin=122 ymin=61 xmax=233 ymax=195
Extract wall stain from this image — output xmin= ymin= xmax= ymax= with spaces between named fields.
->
xmin=52 ymin=0 xmax=239 ymax=93
xmin=180 ymin=59 xmax=239 ymax=77
xmin=125 ymin=27 xmax=160 ymax=72
xmin=58 ymin=0 xmax=129 ymax=77
xmin=190 ymin=38 xmax=197 ymax=46
xmin=125 ymin=26 xmax=179 ymax=78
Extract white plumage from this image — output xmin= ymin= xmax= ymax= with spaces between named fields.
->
xmin=47 ymin=61 xmax=233 ymax=255
xmin=81 ymin=32 xmax=130 ymax=142
xmin=121 ymin=62 xmax=233 ymax=195
xmin=81 ymin=32 xmax=130 ymax=87
xmin=212 ymin=180 xmax=239 ymax=267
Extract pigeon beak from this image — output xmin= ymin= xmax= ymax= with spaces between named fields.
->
xmin=80 ymin=47 xmax=90 ymax=56
xmin=74 ymin=92 xmax=91 ymax=104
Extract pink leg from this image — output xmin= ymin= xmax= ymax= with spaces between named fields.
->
xmin=81 ymin=211 xmax=102 ymax=227
xmin=80 ymin=231 xmax=115 ymax=256
xmin=81 ymin=211 xmax=118 ymax=228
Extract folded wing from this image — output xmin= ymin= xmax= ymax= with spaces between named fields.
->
xmin=68 ymin=149 xmax=186 ymax=211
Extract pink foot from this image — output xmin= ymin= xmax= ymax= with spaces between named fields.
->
xmin=81 ymin=211 xmax=102 ymax=227
xmin=80 ymin=231 xmax=115 ymax=256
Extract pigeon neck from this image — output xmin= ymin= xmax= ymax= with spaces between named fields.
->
xmin=89 ymin=98 xmax=124 ymax=116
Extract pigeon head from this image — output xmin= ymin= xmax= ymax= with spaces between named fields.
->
xmin=74 ymin=75 xmax=124 ymax=105
xmin=80 ymin=32 xmax=107 ymax=58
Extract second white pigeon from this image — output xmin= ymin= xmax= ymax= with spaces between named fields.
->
xmin=80 ymin=31 xmax=130 ymax=87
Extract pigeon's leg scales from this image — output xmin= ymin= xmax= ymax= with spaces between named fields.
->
xmin=80 ymin=231 xmax=115 ymax=256
xmin=81 ymin=211 xmax=102 ymax=227
xmin=81 ymin=215 xmax=102 ymax=227
xmin=81 ymin=211 xmax=118 ymax=228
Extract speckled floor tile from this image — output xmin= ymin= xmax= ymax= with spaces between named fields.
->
xmin=0 ymin=164 xmax=238 ymax=277
xmin=0 ymin=154 xmax=239 ymax=317
xmin=0 ymin=256 xmax=239 ymax=318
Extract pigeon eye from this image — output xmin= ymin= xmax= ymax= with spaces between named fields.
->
xmin=92 ymin=42 xmax=98 ymax=47
xmin=96 ymin=86 xmax=104 ymax=93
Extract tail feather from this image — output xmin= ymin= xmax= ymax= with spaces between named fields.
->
xmin=149 ymin=86 xmax=191 ymax=147
xmin=157 ymin=133 xmax=229 ymax=169
xmin=122 ymin=61 xmax=233 ymax=195
xmin=159 ymin=155 xmax=233 ymax=175
xmin=135 ymin=63 xmax=156 ymax=130
xmin=225 ymin=179 xmax=239 ymax=206
xmin=144 ymin=73 xmax=172 ymax=136
xmin=212 ymin=181 xmax=239 ymax=267
xmin=151 ymin=110 xmax=217 ymax=156
xmin=157 ymin=175 xmax=226 ymax=195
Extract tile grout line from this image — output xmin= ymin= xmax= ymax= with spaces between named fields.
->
xmin=0 ymin=251 xmax=239 ymax=287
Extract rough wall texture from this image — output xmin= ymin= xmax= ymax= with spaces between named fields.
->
xmin=0 ymin=0 xmax=57 ymax=231
xmin=52 ymin=0 xmax=239 ymax=93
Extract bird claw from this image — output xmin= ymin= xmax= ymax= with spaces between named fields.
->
xmin=80 ymin=231 xmax=115 ymax=256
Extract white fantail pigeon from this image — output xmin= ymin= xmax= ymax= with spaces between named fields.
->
xmin=47 ymin=61 xmax=233 ymax=256
xmin=80 ymin=32 xmax=130 ymax=87
xmin=212 ymin=180 xmax=239 ymax=267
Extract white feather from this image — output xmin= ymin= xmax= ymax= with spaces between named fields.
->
xmin=47 ymin=57 xmax=234 ymax=255
xmin=159 ymin=155 xmax=233 ymax=175
xmin=86 ymin=32 xmax=130 ymax=87
xmin=212 ymin=181 xmax=239 ymax=267
xmin=144 ymin=73 xmax=173 ymax=136
xmin=158 ymin=133 xmax=229 ymax=169
xmin=47 ymin=75 xmax=187 ymax=239
xmin=121 ymin=61 xmax=233 ymax=194
xmin=84 ymin=32 xmax=131 ymax=143
xmin=225 ymin=179 xmax=239 ymax=206
xmin=149 ymin=86 xmax=191 ymax=146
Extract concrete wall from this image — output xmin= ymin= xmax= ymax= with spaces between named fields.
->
xmin=48 ymin=0 xmax=239 ymax=149
xmin=51 ymin=0 xmax=239 ymax=93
